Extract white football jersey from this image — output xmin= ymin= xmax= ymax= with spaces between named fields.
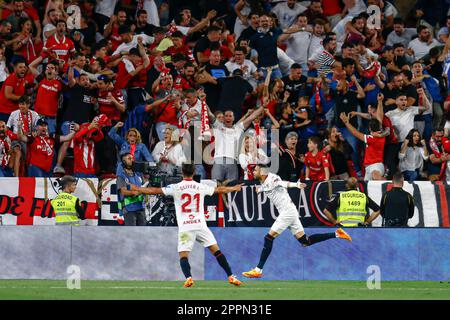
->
xmin=260 ymin=173 xmax=298 ymax=216
xmin=162 ymin=179 xmax=215 ymax=232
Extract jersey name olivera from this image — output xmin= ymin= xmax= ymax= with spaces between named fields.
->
xmin=260 ymin=173 xmax=298 ymax=215
xmin=162 ymin=180 xmax=214 ymax=232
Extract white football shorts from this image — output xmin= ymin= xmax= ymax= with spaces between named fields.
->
xmin=178 ymin=227 xmax=217 ymax=252
xmin=270 ymin=211 xmax=304 ymax=235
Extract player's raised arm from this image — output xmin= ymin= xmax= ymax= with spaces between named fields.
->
xmin=276 ymin=180 xmax=306 ymax=189
xmin=214 ymin=184 xmax=244 ymax=194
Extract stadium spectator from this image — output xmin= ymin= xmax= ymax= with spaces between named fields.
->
xmin=399 ymin=129 xmax=429 ymax=182
xmin=72 ymin=117 xmax=106 ymax=178
xmin=0 ymin=120 xmax=17 ymax=177
xmin=239 ymin=134 xmax=269 ymax=180
xmin=0 ymin=57 xmax=33 ymax=122
xmin=6 ymin=95 xmax=39 ymax=176
xmin=271 ymin=0 xmax=307 ymax=30
xmin=277 ymin=131 xmax=303 ymax=182
xmin=152 ymin=126 xmax=186 ymax=175
xmin=210 ymin=107 xmax=264 ymax=182
xmin=116 ymin=152 xmax=146 ymax=226
xmin=304 ymin=136 xmax=330 ymax=181
xmin=324 ymin=126 xmax=353 ymax=180
xmin=18 ymin=118 xmax=75 ymax=177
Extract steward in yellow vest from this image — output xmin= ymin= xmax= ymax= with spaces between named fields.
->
xmin=324 ymin=177 xmax=380 ymax=227
xmin=51 ymin=176 xmax=84 ymax=226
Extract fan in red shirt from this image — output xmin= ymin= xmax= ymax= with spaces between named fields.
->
xmin=19 ymin=118 xmax=75 ymax=177
xmin=163 ymin=31 xmax=194 ymax=61
xmin=73 ymin=116 xmax=109 ymax=178
xmin=305 ymin=136 xmax=330 ymax=181
xmin=340 ymin=112 xmax=386 ymax=180
xmin=41 ymin=20 xmax=75 ymax=71
xmin=174 ymin=62 xmax=197 ymax=91
xmin=0 ymin=58 xmax=34 ymax=120
xmin=32 ymin=60 xmax=62 ymax=118
xmin=103 ymin=9 xmax=128 ymax=53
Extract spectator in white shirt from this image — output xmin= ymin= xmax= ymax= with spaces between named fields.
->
xmin=271 ymin=0 xmax=307 ymax=29
xmin=385 ymin=90 xmax=430 ymax=143
xmin=407 ymin=26 xmax=440 ymax=61
xmin=152 ymin=127 xmax=187 ymax=175
xmin=112 ymin=25 xmax=154 ymax=57
xmin=277 ymin=14 xmax=312 ymax=70
xmin=225 ymin=46 xmax=260 ymax=89
xmin=210 ymin=107 xmax=265 ymax=182
xmin=6 ymin=95 xmax=41 ymax=177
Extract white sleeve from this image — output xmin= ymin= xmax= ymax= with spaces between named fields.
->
xmin=6 ymin=112 xmax=14 ymax=129
xmin=143 ymin=34 xmax=155 ymax=44
xmin=151 ymin=142 xmax=162 ymax=162
xmin=420 ymin=147 xmax=429 ymax=161
xmin=112 ymin=44 xmax=124 ymax=56
xmin=176 ymin=25 xmax=190 ymax=36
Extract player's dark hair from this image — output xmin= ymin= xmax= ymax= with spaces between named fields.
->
xmin=182 ymin=163 xmax=196 ymax=177
xmin=291 ymin=63 xmax=302 ymax=69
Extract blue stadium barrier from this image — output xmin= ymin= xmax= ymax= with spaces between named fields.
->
xmin=205 ymin=228 xmax=450 ymax=281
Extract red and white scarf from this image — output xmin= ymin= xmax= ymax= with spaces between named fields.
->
xmin=0 ymin=138 xmax=10 ymax=167
xmin=19 ymin=111 xmax=32 ymax=135
xmin=178 ymin=99 xmax=211 ymax=140
xmin=199 ymin=99 xmax=211 ymax=141
xmin=429 ymin=137 xmax=447 ymax=180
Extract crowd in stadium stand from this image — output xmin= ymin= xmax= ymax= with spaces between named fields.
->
xmin=0 ymin=0 xmax=450 ymax=183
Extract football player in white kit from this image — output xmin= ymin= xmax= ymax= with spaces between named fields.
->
xmin=132 ymin=163 xmax=243 ymax=288
xmin=242 ymin=164 xmax=352 ymax=278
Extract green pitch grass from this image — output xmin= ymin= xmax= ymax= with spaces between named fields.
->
xmin=0 ymin=280 xmax=448 ymax=300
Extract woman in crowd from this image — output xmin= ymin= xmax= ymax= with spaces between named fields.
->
xmin=239 ymin=134 xmax=269 ymax=180
xmin=108 ymin=122 xmax=153 ymax=174
xmin=324 ymin=126 xmax=353 ymax=180
xmin=399 ymin=129 xmax=429 ymax=182
xmin=277 ymin=131 xmax=304 ymax=181
xmin=152 ymin=126 xmax=186 ymax=175
xmin=12 ymin=18 xmax=42 ymax=64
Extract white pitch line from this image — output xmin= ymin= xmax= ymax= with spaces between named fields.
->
xmin=0 ymin=286 xmax=448 ymax=291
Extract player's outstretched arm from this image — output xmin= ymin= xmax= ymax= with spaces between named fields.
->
xmin=214 ymin=184 xmax=244 ymax=194
xmin=277 ymin=181 xmax=307 ymax=189
xmin=130 ymin=184 xmax=164 ymax=195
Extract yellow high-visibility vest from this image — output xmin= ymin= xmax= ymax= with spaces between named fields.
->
xmin=336 ymin=190 xmax=367 ymax=227
xmin=51 ymin=192 xmax=80 ymax=226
